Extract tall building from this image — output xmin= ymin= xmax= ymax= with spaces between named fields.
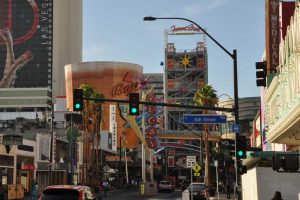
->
xmin=0 ymin=0 xmax=82 ymax=120
xmin=0 ymin=0 xmax=82 ymax=189
xmin=163 ymin=25 xmax=208 ymax=131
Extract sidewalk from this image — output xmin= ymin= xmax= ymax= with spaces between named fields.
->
xmin=209 ymin=193 xmax=237 ymax=200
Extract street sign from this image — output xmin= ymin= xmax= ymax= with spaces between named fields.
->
xmin=193 ymin=163 xmax=201 ymax=173
xmin=186 ymin=156 xmax=196 ymax=168
xmin=1 ymin=135 xmax=23 ymax=145
xmin=194 ymin=173 xmax=200 ymax=177
xmin=183 ymin=114 xmax=227 ymax=124
xmin=232 ymin=124 xmax=241 ymax=133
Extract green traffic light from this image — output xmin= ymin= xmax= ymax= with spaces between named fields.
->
xmin=131 ymin=107 xmax=137 ymax=113
xmin=75 ymin=103 xmax=81 ymax=109
xmin=238 ymin=150 xmax=244 ymax=157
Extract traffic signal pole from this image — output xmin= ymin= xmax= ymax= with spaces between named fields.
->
xmin=83 ymin=97 xmax=234 ymax=113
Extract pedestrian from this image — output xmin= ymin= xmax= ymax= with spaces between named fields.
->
xmin=226 ymin=184 xmax=231 ymax=199
xmin=271 ymin=191 xmax=283 ymax=200
xmin=102 ymin=180 xmax=108 ymax=197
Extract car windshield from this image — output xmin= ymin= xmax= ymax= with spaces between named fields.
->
xmin=160 ymin=181 xmax=171 ymax=185
xmin=188 ymin=184 xmax=207 ymax=191
xmin=41 ymin=189 xmax=80 ymax=200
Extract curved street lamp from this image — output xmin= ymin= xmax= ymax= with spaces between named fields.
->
xmin=144 ymin=16 xmax=240 ymax=199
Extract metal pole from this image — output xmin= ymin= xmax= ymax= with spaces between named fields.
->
xmin=49 ymin=103 xmax=54 ymax=186
xmin=200 ymin=132 xmax=203 ymax=166
xmin=119 ymin=133 xmax=122 ymax=186
xmin=124 ymin=144 xmax=129 ymax=184
xmin=96 ymin=104 xmax=101 ymax=184
xmin=165 ymin=148 xmax=168 ymax=177
xmin=70 ymin=113 xmax=73 ymax=184
xmin=142 ymin=104 xmax=146 ymax=182
xmin=233 ymin=50 xmax=241 ymax=200
xmin=215 ymin=161 xmax=220 ymax=200
xmin=191 ymin=167 xmax=193 ymax=200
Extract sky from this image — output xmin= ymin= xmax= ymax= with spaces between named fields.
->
xmin=82 ymin=0 xmax=266 ymax=98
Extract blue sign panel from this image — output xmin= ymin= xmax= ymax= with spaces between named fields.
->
xmin=232 ymin=124 xmax=241 ymax=133
xmin=183 ymin=115 xmax=227 ymax=124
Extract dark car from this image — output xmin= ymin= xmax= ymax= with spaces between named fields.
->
xmin=187 ymin=183 xmax=208 ymax=200
xmin=181 ymin=180 xmax=191 ymax=191
xmin=158 ymin=180 xmax=174 ymax=192
xmin=38 ymin=185 xmax=99 ymax=200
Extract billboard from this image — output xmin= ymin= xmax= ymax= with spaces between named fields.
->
xmin=0 ymin=0 xmax=53 ymax=88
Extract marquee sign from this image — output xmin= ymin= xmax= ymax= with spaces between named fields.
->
xmin=266 ymin=0 xmax=279 ymax=71
xmin=170 ymin=24 xmax=202 ymax=33
xmin=112 ymin=72 xmax=139 ymax=97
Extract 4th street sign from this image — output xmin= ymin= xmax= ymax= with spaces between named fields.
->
xmin=183 ymin=114 xmax=227 ymax=124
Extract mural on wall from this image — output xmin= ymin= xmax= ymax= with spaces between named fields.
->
xmin=0 ymin=0 xmax=53 ymax=88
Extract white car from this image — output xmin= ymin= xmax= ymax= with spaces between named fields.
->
xmin=158 ymin=180 xmax=174 ymax=192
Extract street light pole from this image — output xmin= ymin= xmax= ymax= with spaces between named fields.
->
xmin=49 ymin=102 xmax=54 ymax=186
xmin=143 ymin=16 xmax=240 ymax=199
xmin=143 ymin=16 xmax=239 ymax=122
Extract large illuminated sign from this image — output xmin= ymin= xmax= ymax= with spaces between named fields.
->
xmin=112 ymin=72 xmax=139 ymax=97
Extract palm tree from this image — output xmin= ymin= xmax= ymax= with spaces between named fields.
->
xmin=193 ymin=84 xmax=218 ymax=193
xmin=79 ymin=84 xmax=104 ymax=184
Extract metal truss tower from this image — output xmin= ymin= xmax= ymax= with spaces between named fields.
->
xmin=163 ymin=25 xmax=208 ymax=131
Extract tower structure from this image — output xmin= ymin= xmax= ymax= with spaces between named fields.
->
xmin=163 ymin=24 xmax=208 ymax=131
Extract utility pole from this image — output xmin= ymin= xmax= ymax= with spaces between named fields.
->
xmin=49 ymin=102 xmax=54 ymax=186
xmin=96 ymin=103 xmax=101 ymax=184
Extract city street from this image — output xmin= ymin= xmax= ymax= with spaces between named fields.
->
xmin=103 ymin=189 xmax=182 ymax=200
xmin=24 ymin=188 xmax=236 ymax=200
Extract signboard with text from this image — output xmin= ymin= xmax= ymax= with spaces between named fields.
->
xmin=186 ymin=156 xmax=196 ymax=168
xmin=0 ymin=0 xmax=53 ymax=88
xmin=183 ymin=114 xmax=227 ymax=124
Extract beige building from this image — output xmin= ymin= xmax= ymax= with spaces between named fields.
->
xmin=53 ymin=0 xmax=83 ymax=98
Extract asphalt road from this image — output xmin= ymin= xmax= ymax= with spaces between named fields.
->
xmin=102 ymin=189 xmax=182 ymax=200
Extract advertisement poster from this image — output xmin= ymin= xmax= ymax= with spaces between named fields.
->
xmin=0 ymin=0 xmax=53 ymax=88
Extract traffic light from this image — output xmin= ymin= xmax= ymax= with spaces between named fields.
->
xmin=272 ymin=154 xmax=299 ymax=172
xmin=256 ymin=61 xmax=266 ymax=87
xmin=282 ymin=155 xmax=299 ymax=172
xmin=236 ymin=135 xmax=247 ymax=160
xmin=129 ymin=93 xmax=139 ymax=115
xmin=73 ymin=89 xmax=83 ymax=111
xmin=238 ymin=161 xmax=247 ymax=175
xmin=272 ymin=155 xmax=282 ymax=171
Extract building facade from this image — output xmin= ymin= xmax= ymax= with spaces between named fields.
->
xmin=264 ymin=2 xmax=300 ymax=151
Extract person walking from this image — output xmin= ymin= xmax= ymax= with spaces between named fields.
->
xmin=102 ymin=180 xmax=108 ymax=197
xmin=271 ymin=191 xmax=283 ymax=200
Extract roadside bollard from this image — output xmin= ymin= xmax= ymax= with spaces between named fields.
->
xmin=182 ymin=189 xmax=190 ymax=200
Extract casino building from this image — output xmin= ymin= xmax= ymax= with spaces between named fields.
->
xmin=0 ymin=0 xmax=82 ymax=193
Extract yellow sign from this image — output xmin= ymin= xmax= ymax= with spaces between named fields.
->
xmin=194 ymin=173 xmax=200 ymax=177
xmin=140 ymin=183 xmax=144 ymax=195
xmin=126 ymin=116 xmax=148 ymax=149
xmin=193 ymin=163 xmax=201 ymax=173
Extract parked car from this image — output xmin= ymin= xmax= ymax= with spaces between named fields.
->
xmin=187 ymin=183 xmax=208 ymax=200
xmin=181 ymin=180 xmax=191 ymax=191
xmin=38 ymin=185 xmax=99 ymax=200
xmin=158 ymin=180 xmax=175 ymax=192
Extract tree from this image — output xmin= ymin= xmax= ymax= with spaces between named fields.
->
xmin=193 ymin=84 xmax=218 ymax=192
xmin=78 ymin=84 xmax=104 ymax=185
